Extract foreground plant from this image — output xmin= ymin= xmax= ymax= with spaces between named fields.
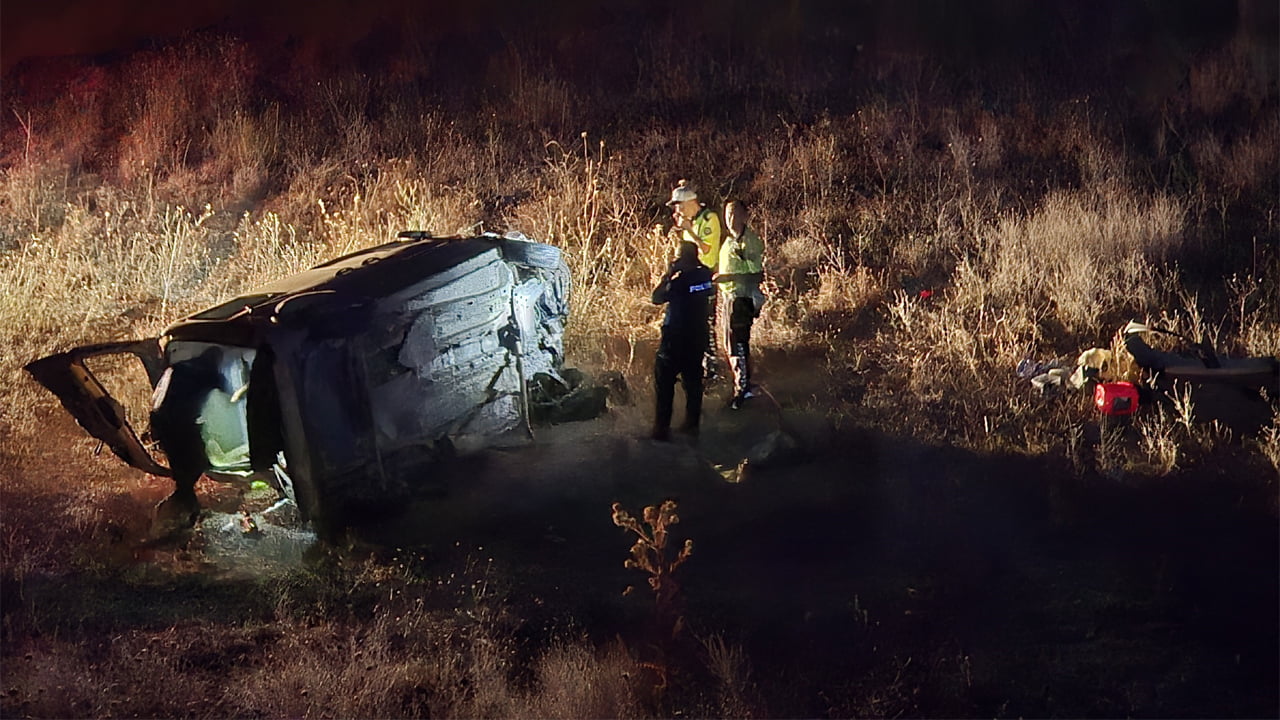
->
xmin=611 ymin=500 xmax=695 ymax=708
xmin=612 ymin=500 xmax=693 ymax=628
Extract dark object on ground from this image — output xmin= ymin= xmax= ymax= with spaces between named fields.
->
xmin=528 ymin=369 xmax=610 ymax=424
xmin=1125 ymin=329 xmax=1277 ymax=388
xmin=597 ymin=369 xmax=631 ymax=406
xmin=1123 ymin=321 xmax=1278 ymax=433
xmin=25 ymin=232 xmax=574 ymax=533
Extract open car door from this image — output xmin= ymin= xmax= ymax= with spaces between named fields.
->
xmin=24 ymin=339 xmax=171 ymax=476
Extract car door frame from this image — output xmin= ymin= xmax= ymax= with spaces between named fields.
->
xmin=24 ymin=338 xmax=171 ymax=476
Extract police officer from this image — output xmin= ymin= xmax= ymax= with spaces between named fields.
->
xmin=651 ymin=240 xmax=715 ymax=441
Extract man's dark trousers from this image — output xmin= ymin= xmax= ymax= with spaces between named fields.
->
xmin=654 ymin=334 xmax=705 ymax=435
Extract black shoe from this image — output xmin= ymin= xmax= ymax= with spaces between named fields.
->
xmin=730 ymin=388 xmax=756 ymax=410
xmin=651 ymin=426 xmax=671 ymax=441
xmin=677 ymin=422 xmax=700 ymax=437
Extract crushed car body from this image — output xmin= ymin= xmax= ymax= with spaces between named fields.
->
xmin=26 ymin=231 xmax=572 ymax=531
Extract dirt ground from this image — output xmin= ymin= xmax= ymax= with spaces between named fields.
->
xmin=361 ymin=349 xmax=1277 ymax=717
xmin=3 ymin=343 xmax=1278 ymax=718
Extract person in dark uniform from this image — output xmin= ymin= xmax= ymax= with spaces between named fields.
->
xmin=148 ymin=346 xmax=226 ymax=536
xmin=651 ymin=241 xmax=715 ymax=441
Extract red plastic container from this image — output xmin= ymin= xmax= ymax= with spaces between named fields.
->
xmin=1094 ymin=381 xmax=1139 ymax=416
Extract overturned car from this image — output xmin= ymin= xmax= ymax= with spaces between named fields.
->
xmin=26 ymin=232 xmax=573 ymax=532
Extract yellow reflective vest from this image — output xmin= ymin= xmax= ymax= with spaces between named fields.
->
xmin=679 ymin=207 xmax=722 ymax=270
xmin=717 ymin=225 xmax=764 ymax=298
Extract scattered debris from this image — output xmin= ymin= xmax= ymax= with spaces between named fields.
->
xmin=1021 ymin=320 xmax=1278 ymax=430
xmin=198 ymin=505 xmax=316 ymax=572
xmin=528 ymin=368 xmax=611 ymax=424
xmin=236 ymin=510 xmax=261 ymax=536
xmin=1123 ymin=320 xmax=1278 ymax=432
xmin=1017 ymin=357 xmax=1072 ymax=395
xmin=1071 ymin=348 xmax=1114 ymax=389
xmin=1123 ymin=321 xmax=1278 ymax=388
xmin=747 ymin=429 xmax=805 ymax=467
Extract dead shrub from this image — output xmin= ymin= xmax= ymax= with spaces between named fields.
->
xmin=959 ymin=189 xmax=1183 ymax=336
xmin=1254 ymin=411 xmax=1280 ymax=482
xmin=524 ymin=640 xmax=643 ymax=719
xmin=1222 ymin=117 xmax=1280 ymax=193
xmin=811 ymin=255 xmax=880 ymax=312
xmin=612 ymin=500 xmax=693 ymax=634
xmin=1188 ymin=37 xmax=1272 ymax=117
xmin=700 ymin=633 xmax=762 ymax=718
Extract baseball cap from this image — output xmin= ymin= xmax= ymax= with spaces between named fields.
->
xmin=667 ymin=180 xmax=697 ymax=205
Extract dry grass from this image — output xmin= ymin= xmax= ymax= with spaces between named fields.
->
xmin=1256 ymin=412 xmax=1280 ymax=481
xmin=3 ymin=582 xmax=644 ymax=719
xmin=965 ymin=189 xmax=1182 ymax=334
xmin=700 ymin=633 xmax=762 ymax=718
xmin=1136 ymin=407 xmax=1183 ymax=475
xmin=1 ymin=20 xmax=1276 ymax=719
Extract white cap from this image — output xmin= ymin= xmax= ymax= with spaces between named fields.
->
xmin=667 ymin=179 xmax=697 ymax=205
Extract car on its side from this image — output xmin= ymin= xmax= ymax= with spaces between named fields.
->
xmin=26 ymin=231 xmax=571 ymax=532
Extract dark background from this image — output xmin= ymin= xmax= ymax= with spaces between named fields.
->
xmin=5 ymin=0 xmax=1271 ymax=84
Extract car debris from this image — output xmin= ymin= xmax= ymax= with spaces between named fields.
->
xmin=1019 ymin=321 xmax=1278 ymax=431
xmin=1121 ymin=320 xmax=1279 ymax=388
xmin=1122 ymin=320 xmax=1278 ymax=431
xmin=26 ymin=231 xmax=586 ymax=534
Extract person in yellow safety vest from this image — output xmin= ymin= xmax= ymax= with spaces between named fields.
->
xmin=667 ymin=179 xmax=722 ymax=269
xmin=667 ymin=179 xmax=723 ymax=380
xmin=715 ymin=199 xmax=766 ymax=409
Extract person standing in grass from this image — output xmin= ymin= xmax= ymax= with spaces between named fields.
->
xmin=651 ymin=240 xmax=715 ymax=441
xmin=716 ymin=199 xmax=766 ymax=409
xmin=667 ymin=179 xmax=723 ymax=381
